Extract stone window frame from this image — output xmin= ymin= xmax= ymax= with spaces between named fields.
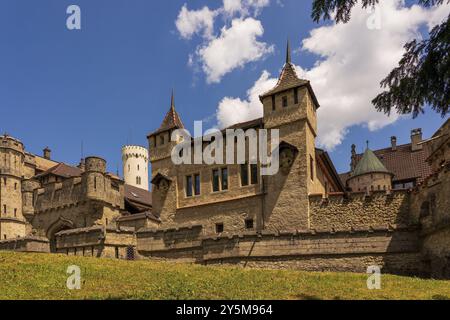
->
xmin=185 ymin=173 xmax=201 ymax=198
xmin=211 ymin=167 xmax=229 ymax=193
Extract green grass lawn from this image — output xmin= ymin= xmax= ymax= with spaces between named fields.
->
xmin=0 ymin=251 xmax=448 ymax=300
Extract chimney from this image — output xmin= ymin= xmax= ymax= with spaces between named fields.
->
xmin=43 ymin=147 xmax=51 ymax=160
xmin=391 ymin=136 xmax=397 ymax=151
xmin=411 ymin=128 xmax=423 ymax=151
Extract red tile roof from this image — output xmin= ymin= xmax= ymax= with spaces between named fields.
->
xmin=342 ymin=143 xmax=432 ymax=185
xmin=124 ymin=184 xmax=152 ymax=207
xmin=35 ymin=163 xmax=82 ymax=178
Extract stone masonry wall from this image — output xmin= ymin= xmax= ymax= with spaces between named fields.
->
xmin=137 ymin=227 xmax=423 ymax=275
xmin=309 ymin=190 xmax=411 ymax=230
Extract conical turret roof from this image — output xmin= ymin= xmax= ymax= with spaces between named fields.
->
xmin=259 ymin=40 xmax=320 ymax=108
xmin=352 ymin=146 xmax=391 ymax=177
xmin=149 ymin=91 xmax=184 ymax=136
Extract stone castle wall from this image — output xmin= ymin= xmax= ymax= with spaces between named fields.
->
xmin=137 ymin=226 xmax=422 ymax=275
xmin=309 ymin=190 xmax=412 ymax=230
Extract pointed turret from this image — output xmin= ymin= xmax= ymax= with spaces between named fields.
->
xmin=148 ymin=90 xmax=184 ymax=137
xmin=347 ymin=143 xmax=393 ymax=192
xmin=259 ymin=39 xmax=319 ymax=108
xmin=286 ymin=39 xmax=291 ymax=64
xmin=352 ymin=145 xmax=390 ymax=178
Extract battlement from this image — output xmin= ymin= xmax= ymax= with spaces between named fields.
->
xmin=122 ymin=145 xmax=149 ymax=161
xmin=0 ymin=134 xmax=24 ymax=153
xmin=309 ymin=189 xmax=411 ymax=230
xmin=85 ymin=156 xmax=106 ymax=173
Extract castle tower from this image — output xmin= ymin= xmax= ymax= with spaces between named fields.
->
xmin=258 ymin=40 xmax=321 ymax=231
xmin=84 ymin=156 xmax=108 ymax=202
xmin=122 ymin=145 xmax=149 ymax=190
xmin=347 ymin=143 xmax=393 ymax=192
xmin=0 ymin=134 xmax=27 ymax=239
xmin=147 ymin=91 xmax=184 ymax=223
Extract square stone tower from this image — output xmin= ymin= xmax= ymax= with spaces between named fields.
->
xmin=147 ymin=92 xmax=185 ymax=224
xmin=259 ymin=41 xmax=321 ymax=231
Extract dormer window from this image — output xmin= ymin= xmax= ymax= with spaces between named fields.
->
xmin=282 ymin=96 xmax=288 ymax=108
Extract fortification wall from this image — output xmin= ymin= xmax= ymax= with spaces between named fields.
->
xmin=0 ymin=236 xmax=49 ymax=252
xmin=309 ymin=190 xmax=411 ymax=230
xmin=137 ymin=226 xmax=423 ymax=275
xmin=55 ymin=226 xmax=136 ymax=259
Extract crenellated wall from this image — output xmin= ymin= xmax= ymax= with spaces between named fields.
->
xmin=309 ymin=190 xmax=412 ymax=230
xmin=136 ymin=226 xmax=423 ymax=275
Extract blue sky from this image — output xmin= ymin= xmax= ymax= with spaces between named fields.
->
xmin=0 ymin=0 xmax=448 ymax=176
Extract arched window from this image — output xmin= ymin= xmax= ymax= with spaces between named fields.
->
xmin=136 ymin=176 xmax=141 ymax=185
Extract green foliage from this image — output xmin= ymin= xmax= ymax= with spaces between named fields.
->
xmin=311 ymin=0 xmax=449 ymax=118
xmin=0 ymin=252 xmax=449 ymax=300
xmin=373 ymin=16 xmax=450 ymax=117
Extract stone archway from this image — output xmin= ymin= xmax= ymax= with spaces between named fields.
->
xmin=46 ymin=217 xmax=74 ymax=253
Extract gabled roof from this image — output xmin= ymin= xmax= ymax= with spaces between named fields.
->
xmin=151 ymin=172 xmax=171 ymax=186
xmin=353 ymin=143 xmax=431 ymax=183
xmin=35 ymin=162 xmax=82 ymax=179
xmin=124 ymin=184 xmax=152 ymax=207
xmin=316 ymin=148 xmax=345 ymax=192
xmin=352 ymin=147 xmax=391 ymax=178
xmin=148 ymin=91 xmax=184 ymax=137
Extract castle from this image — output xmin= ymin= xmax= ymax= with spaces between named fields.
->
xmin=1 ymin=45 xmax=449 ymax=278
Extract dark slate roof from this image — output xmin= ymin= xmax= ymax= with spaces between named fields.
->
xmin=226 ymin=117 xmax=264 ymax=130
xmin=316 ymin=148 xmax=345 ymax=192
xmin=35 ymin=163 xmax=82 ymax=178
xmin=352 ymin=148 xmax=391 ymax=177
xmin=124 ymin=184 xmax=152 ymax=207
xmin=148 ymin=92 xmax=184 ymax=137
xmin=260 ymin=62 xmax=308 ymax=97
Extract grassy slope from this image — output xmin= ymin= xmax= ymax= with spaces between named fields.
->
xmin=0 ymin=252 xmax=449 ymax=300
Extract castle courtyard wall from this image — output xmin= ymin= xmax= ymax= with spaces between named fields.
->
xmin=309 ymin=190 xmax=411 ymax=230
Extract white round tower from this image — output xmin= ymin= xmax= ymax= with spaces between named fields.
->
xmin=121 ymin=145 xmax=149 ymax=191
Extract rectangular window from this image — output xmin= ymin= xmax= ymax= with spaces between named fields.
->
xmin=294 ymin=88 xmax=299 ymax=104
xmin=215 ymin=223 xmax=224 ymax=234
xmin=212 ymin=169 xmax=220 ymax=192
xmin=250 ymin=164 xmax=258 ymax=185
xmin=271 ymin=95 xmax=276 ymax=111
xmin=240 ymin=164 xmax=249 ymax=186
xmin=310 ymin=155 xmax=314 ymax=181
xmin=194 ymin=174 xmax=200 ymax=196
xmin=221 ymin=168 xmax=228 ymax=190
xmin=186 ymin=175 xmax=193 ymax=197
xmin=282 ymin=96 xmax=288 ymax=107
xmin=245 ymin=219 xmax=254 ymax=229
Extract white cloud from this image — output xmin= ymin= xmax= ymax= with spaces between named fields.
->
xmin=216 ymin=0 xmax=450 ymax=149
xmin=175 ymin=1 xmax=273 ymax=83
xmin=175 ymin=4 xmax=218 ymax=40
xmin=198 ymin=18 xmax=274 ymax=83
xmin=217 ymin=70 xmax=277 ymax=128
xmin=223 ymin=0 xmax=270 ymax=17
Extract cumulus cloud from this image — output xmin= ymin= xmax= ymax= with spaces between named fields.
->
xmin=198 ymin=18 xmax=274 ymax=83
xmin=175 ymin=1 xmax=273 ymax=83
xmin=223 ymin=0 xmax=270 ymax=17
xmin=217 ymin=70 xmax=277 ymax=128
xmin=216 ymin=0 xmax=450 ymax=149
xmin=175 ymin=4 xmax=218 ymax=39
